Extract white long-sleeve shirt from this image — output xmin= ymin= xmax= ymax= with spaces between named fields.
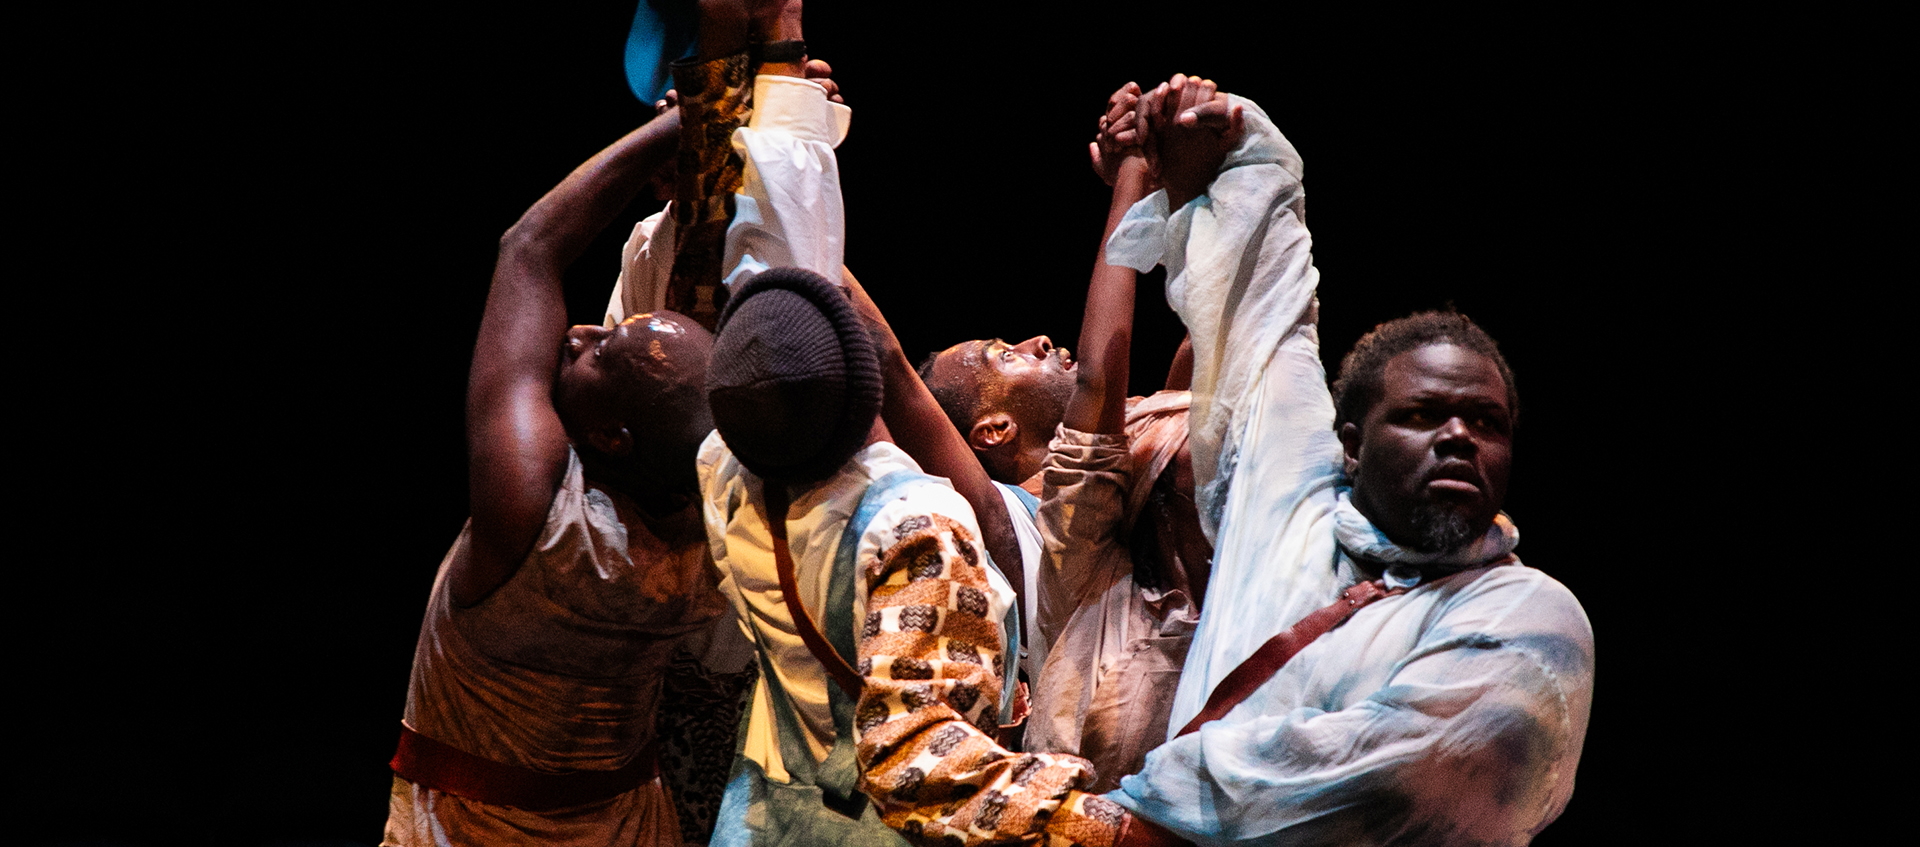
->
xmin=1102 ymin=97 xmax=1594 ymax=846
xmin=604 ymin=72 xmax=851 ymax=330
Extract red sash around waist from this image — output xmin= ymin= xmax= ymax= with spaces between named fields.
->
xmin=390 ymin=722 xmax=659 ymax=811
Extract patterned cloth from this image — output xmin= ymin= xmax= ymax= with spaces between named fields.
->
xmin=699 ymin=438 xmax=1127 ymax=847
xmin=1101 ymin=96 xmax=1594 ymax=846
xmin=666 ymin=51 xmax=752 ymax=329
xmin=656 ymin=641 xmax=759 ymax=845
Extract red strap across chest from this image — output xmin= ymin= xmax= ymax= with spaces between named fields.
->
xmin=1175 ymin=579 xmax=1405 ymax=738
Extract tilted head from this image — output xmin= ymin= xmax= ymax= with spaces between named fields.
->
xmin=1332 ymin=311 xmax=1517 ymax=554
xmin=705 ymin=267 xmax=884 ymax=485
xmin=918 ymin=335 xmax=1076 ymax=483
xmin=554 ymin=311 xmax=716 ymax=507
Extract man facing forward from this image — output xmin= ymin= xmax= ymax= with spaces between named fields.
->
xmin=1098 ymin=76 xmax=1594 ymax=846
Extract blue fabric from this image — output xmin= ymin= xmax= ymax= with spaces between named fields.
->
xmin=1003 ymin=483 xmax=1040 ymax=519
xmin=624 ymin=1 xmax=697 ymax=104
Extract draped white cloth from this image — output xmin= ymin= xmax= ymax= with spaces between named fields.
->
xmin=1102 ymin=96 xmax=1594 ymax=846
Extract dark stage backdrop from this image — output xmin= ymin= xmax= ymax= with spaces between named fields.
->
xmin=24 ymin=3 xmax=1823 ymax=845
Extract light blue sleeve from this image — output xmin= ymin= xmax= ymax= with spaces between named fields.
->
xmin=1111 ymin=570 xmax=1595 ymax=847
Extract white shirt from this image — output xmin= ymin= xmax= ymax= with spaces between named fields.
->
xmin=604 ymin=72 xmax=852 ymax=332
xmin=1103 ymin=96 xmax=1595 ymax=846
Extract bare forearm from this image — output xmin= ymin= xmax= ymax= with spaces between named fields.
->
xmin=851 ymin=267 xmax=1028 ymax=599
xmin=1163 ymin=335 xmax=1193 ymax=391
xmin=1062 ymin=159 xmax=1152 ymax=435
xmin=473 ymin=111 xmax=683 ymax=390
xmin=500 ymin=111 xmax=683 ymax=278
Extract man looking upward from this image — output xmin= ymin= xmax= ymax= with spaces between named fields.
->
xmin=911 ymin=82 xmax=1212 ymax=788
xmin=383 ymin=96 xmax=728 ymax=845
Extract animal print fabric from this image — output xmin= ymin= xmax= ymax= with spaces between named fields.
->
xmin=656 ymin=648 xmax=758 ymax=845
xmin=854 ymin=514 xmax=1123 ymax=847
xmin=666 ymin=50 xmax=751 ymax=330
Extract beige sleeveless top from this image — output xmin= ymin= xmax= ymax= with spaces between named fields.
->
xmin=385 ymin=449 xmax=727 ymax=846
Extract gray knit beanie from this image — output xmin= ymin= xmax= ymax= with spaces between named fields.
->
xmin=706 ymin=267 xmax=884 ymax=484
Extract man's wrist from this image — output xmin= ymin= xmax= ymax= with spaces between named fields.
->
xmin=1114 ymin=158 xmax=1152 ymax=198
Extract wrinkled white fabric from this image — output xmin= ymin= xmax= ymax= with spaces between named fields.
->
xmin=606 ymin=209 xmax=671 ymax=327
xmin=609 ymin=74 xmax=851 ymax=315
xmin=1103 ymin=99 xmax=1594 ymax=846
xmin=1105 ymin=96 xmax=1310 ymax=545
xmin=723 ymin=74 xmax=849 ymax=288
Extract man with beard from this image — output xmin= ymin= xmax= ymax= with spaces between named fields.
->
xmin=1092 ymin=76 xmax=1594 ymax=846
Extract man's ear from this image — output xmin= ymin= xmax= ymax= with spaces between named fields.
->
xmin=1338 ymin=421 xmax=1362 ymax=477
xmin=585 ymin=425 xmax=634 ymax=458
xmin=968 ymin=413 xmax=1018 ymax=452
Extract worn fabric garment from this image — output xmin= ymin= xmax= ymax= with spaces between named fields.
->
xmin=699 ymin=437 xmax=1129 ymax=847
xmin=1101 ymin=97 xmax=1594 ymax=846
xmin=611 ymin=72 xmax=850 ymax=330
xmin=384 ymin=448 xmax=728 ymax=847
xmin=1026 ymin=392 xmax=1199 ymax=792
xmin=606 ymin=209 xmax=670 ymax=328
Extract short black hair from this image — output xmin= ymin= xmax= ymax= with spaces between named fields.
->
xmin=1331 ymin=310 xmax=1518 ymax=431
xmin=918 ymin=348 xmax=985 ymax=436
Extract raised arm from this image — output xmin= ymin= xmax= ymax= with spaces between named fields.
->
xmin=457 ymin=111 xmax=682 ymax=607
xmin=1060 ymin=83 xmax=1155 ymax=436
xmin=843 ymin=268 xmax=1027 ymax=608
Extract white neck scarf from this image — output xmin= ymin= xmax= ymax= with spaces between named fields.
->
xmin=1332 ymin=487 xmax=1518 ymax=586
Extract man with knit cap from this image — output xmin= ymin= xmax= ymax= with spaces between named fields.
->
xmin=702 ymin=265 xmax=1164 ymax=847
xmin=683 ymin=4 xmax=1151 ymax=843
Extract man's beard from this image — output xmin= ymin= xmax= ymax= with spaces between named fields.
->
xmin=1406 ymin=503 xmax=1479 ymax=553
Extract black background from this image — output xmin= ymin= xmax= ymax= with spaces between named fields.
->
xmin=20 ymin=3 xmax=1859 ymax=845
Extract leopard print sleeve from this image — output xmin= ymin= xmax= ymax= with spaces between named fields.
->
xmin=854 ymin=511 xmax=1128 ymax=847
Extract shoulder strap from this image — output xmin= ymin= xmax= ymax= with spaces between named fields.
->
xmin=766 ymin=470 xmax=942 ymax=701
xmin=763 ymin=470 xmax=940 ymax=811
xmin=1175 ymin=579 xmax=1405 ymax=738
xmin=766 ymin=482 xmax=865 ymax=700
